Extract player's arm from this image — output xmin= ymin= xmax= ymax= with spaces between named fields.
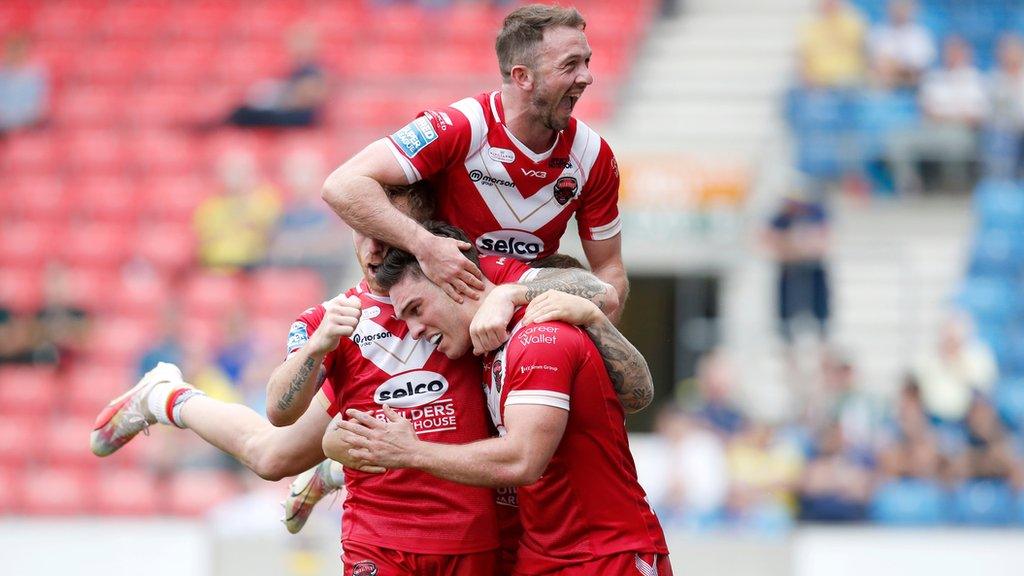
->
xmin=321 ymin=140 xmax=483 ymax=302
xmin=581 ymin=235 xmax=628 ymax=323
xmin=469 ymin=267 xmax=618 ymax=354
xmin=332 ymin=404 xmax=566 ymax=487
xmin=322 ymin=413 xmax=386 ymax=473
xmin=266 ymin=296 xmax=362 ymax=426
xmin=522 ymin=291 xmax=654 ymax=413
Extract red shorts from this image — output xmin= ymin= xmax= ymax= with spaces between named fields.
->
xmin=513 ymin=552 xmax=672 ymax=576
xmin=341 ymin=540 xmax=498 ymax=576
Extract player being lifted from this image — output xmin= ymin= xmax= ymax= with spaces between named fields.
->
xmin=329 ymin=225 xmax=671 ymax=575
xmin=321 ymin=4 xmax=628 ymax=318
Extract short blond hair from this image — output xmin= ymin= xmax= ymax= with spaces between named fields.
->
xmin=495 ymin=4 xmax=586 ymax=81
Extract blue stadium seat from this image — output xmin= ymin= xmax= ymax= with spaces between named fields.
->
xmin=956 ymin=276 xmax=1021 ymax=322
xmin=855 ymin=89 xmax=920 ymax=158
xmin=786 ymin=88 xmax=856 ymax=133
xmin=969 ymin=229 xmax=1024 ymax=277
xmin=973 ymin=179 xmax=1024 ymax=229
xmin=951 ymin=480 xmax=1015 ymax=526
xmin=993 ymin=380 xmax=1024 ymax=431
xmin=871 ymin=479 xmax=947 ymax=525
xmin=796 ymin=133 xmax=847 ymax=180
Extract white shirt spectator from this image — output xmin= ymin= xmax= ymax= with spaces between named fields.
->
xmin=921 ymin=67 xmax=989 ymax=123
xmin=869 ymin=22 xmax=936 ymax=73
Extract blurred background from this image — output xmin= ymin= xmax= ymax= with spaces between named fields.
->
xmin=4 ymin=0 xmax=1024 ymax=574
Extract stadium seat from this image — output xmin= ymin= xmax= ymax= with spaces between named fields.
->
xmin=969 ymin=229 xmax=1024 ymax=277
xmin=94 ymin=468 xmax=161 ymax=516
xmin=43 ymin=416 xmax=99 ymax=469
xmin=0 ymin=415 xmax=41 ymax=468
xmin=60 ymin=223 xmax=134 ymax=268
xmin=974 ymin=179 xmax=1024 ymax=229
xmin=130 ymin=131 xmax=202 ymax=174
xmin=871 ymin=479 xmax=947 ymax=525
xmin=2 ymin=132 xmax=59 ymax=174
xmin=111 ymin=271 xmax=173 ymax=315
xmin=166 ymin=469 xmax=241 ymax=516
xmin=139 ymin=175 xmax=213 ymax=223
xmin=85 ymin=316 xmax=157 ymax=365
xmin=7 ymin=175 xmax=69 ymax=222
xmin=957 ymin=276 xmax=1021 ymax=323
xmin=133 ymin=222 xmax=197 ymax=273
xmin=64 ymin=129 xmax=128 ymax=174
xmin=0 ymin=466 xmax=19 ymax=514
xmin=31 ymin=1 xmax=103 ymax=42
xmin=70 ymin=176 xmax=140 ymax=222
xmin=249 ymin=268 xmax=326 ymax=316
xmin=21 ymin=466 xmax=95 ymax=515
xmin=951 ymin=480 xmax=1015 ymax=526
xmin=0 ymin=266 xmax=42 ymax=312
xmin=182 ymin=272 xmax=246 ymax=318
xmin=65 ymin=364 xmax=135 ymax=420
xmin=0 ymin=366 xmax=59 ymax=417
xmin=62 ymin=266 xmax=120 ymax=312
xmin=53 ymin=87 xmax=124 ymax=128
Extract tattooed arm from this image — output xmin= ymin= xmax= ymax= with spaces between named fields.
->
xmin=521 ymin=290 xmax=654 ymax=414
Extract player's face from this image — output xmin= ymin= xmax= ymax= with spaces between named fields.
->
xmin=530 ymin=26 xmax=593 ymax=131
xmin=353 ymin=196 xmax=412 ymax=294
xmin=391 ymin=274 xmax=474 ymax=359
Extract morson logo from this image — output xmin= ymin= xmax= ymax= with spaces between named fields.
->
xmin=476 ymin=230 xmax=544 ymax=260
xmin=469 ymin=170 xmax=514 ymax=188
xmin=374 ymin=370 xmax=449 ymax=408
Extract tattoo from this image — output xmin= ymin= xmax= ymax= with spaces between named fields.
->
xmin=524 ymin=269 xmax=609 ymax=308
xmin=584 ymin=319 xmax=654 ymax=413
xmin=277 ymin=357 xmax=320 ymax=412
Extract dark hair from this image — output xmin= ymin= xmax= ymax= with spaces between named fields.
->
xmin=495 ymin=4 xmax=586 ymax=81
xmin=384 ymin=182 xmax=435 ymax=223
xmin=529 ymin=252 xmax=586 ymax=270
xmin=376 ymin=221 xmax=479 ymax=290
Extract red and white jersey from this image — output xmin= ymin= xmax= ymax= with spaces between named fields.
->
xmin=385 ymin=91 xmax=621 ymax=261
xmin=482 ymin=315 xmax=668 ymax=574
xmin=284 ymin=255 xmax=533 ymax=555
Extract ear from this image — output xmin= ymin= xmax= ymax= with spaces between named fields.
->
xmin=510 ymin=64 xmax=534 ymax=91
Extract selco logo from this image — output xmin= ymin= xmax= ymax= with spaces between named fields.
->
xmin=476 ymin=230 xmax=544 ymax=260
xmin=374 ymin=370 xmax=449 ymax=408
xmin=352 ymin=331 xmax=391 ymax=346
xmin=469 ymin=170 xmax=514 ymax=188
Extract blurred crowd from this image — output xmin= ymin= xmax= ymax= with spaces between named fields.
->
xmin=789 ymin=0 xmax=1024 ymax=194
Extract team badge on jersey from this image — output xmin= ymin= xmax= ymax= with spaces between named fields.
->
xmin=391 ymin=117 xmax=438 ymax=158
xmin=491 ymin=359 xmax=503 ymax=393
xmin=553 ymin=176 xmax=579 ymax=205
xmin=352 ymin=561 xmax=378 ymax=576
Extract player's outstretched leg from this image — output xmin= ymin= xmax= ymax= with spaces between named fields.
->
xmin=90 ymin=362 xmax=203 ymax=457
xmin=282 ymin=459 xmax=345 ymax=534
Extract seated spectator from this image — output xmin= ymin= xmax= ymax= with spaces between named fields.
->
xmin=814 ymin=351 xmax=882 ymax=452
xmin=725 ymin=422 xmax=804 ymax=531
xmin=27 ymin=262 xmax=89 ymax=372
xmin=266 ymin=149 xmax=350 ymax=290
xmin=214 ymin=305 xmax=253 ymax=386
xmin=225 ymin=24 xmax=327 ymax=128
xmin=868 ymin=0 xmax=936 ymax=89
xmin=948 ymin=394 xmax=1016 ymax=482
xmin=984 ymin=34 xmax=1024 ymax=178
xmin=194 ymin=150 xmax=281 ymax=271
xmin=689 ymin=349 xmax=747 ymax=438
xmin=761 ymin=179 xmax=831 ymax=347
xmin=0 ymin=32 xmax=48 ymax=135
xmin=877 ymin=377 xmax=947 ymax=481
xmin=0 ymin=303 xmax=35 ymax=364
xmin=655 ymin=404 xmax=728 ymax=527
xmin=798 ymin=0 xmax=867 ymax=88
xmin=913 ymin=313 xmax=997 ymax=423
xmin=136 ymin=302 xmax=185 ymax=378
xmin=798 ymin=419 xmax=874 ymax=521
xmin=887 ymin=36 xmax=988 ymax=193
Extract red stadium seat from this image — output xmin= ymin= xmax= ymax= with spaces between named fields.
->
xmin=166 ymin=2 xmax=239 ymax=40
xmin=7 ymin=175 xmax=68 ymax=222
xmin=0 ymin=221 xmax=60 ymax=266
xmin=111 ymin=271 xmax=173 ymax=315
xmin=61 ymin=266 xmax=120 ymax=313
xmin=180 ymin=314 xmax=224 ymax=350
xmin=0 ymin=466 xmax=20 ymax=513
xmin=166 ymin=469 xmax=241 ymax=516
xmin=60 ymin=223 xmax=133 ymax=267
xmin=0 ymin=267 xmax=42 ymax=312
xmin=71 ymin=42 xmax=149 ymax=86
xmin=139 ymin=175 xmax=214 ymax=223
xmin=0 ymin=415 xmax=41 ymax=468
xmin=64 ymin=129 xmax=128 ymax=174
xmin=0 ymin=366 xmax=59 ymax=417
xmin=85 ymin=316 xmax=157 ymax=365
xmin=249 ymin=268 xmax=325 ymax=317
xmin=70 ymin=176 xmax=140 ymax=222
xmin=53 ymin=87 xmax=124 ymax=128
xmin=131 ymin=131 xmax=201 ymax=174
xmin=32 ymin=1 xmax=104 ymax=42
xmin=134 ymin=222 xmax=197 ymax=273
xmin=2 ymin=132 xmax=59 ymax=173
xmin=43 ymin=416 xmax=98 ymax=468
xmin=100 ymin=2 xmax=169 ymax=41
xmin=128 ymin=89 xmax=204 ymax=129
xmin=95 ymin=468 xmax=161 ymax=515
xmin=182 ymin=272 xmax=246 ymax=318
xmin=143 ymin=42 xmax=217 ymax=86
xmin=66 ymin=364 xmax=135 ymax=420
xmin=21 ymin=466 xmax=95 ymax=515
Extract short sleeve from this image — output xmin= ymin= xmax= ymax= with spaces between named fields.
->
xmin=576 ymin=139 xmax=621 ymax=242
xmin=479 ymin=255 xmax=534 ymax=285
xmin=503 ymin=322 xmax=587 ymax=412
xmin=286 ymin=305 xmax=326 ymax=358
xmin=385 ymin=105 xmax=474 ymax=184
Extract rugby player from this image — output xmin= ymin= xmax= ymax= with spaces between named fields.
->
xmin=321 ymin=5 xmax=628 ymax=318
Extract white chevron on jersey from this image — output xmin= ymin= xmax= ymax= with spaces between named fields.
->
xmin=635 ymin=554 xmax=659 ymax=576
xmin=349 ymin=295 xmax=434 ymax=375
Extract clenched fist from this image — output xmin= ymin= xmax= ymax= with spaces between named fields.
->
xmin=308 ymin=295 xmax=362 ymax=354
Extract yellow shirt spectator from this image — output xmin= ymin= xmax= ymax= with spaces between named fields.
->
xmin=800 ymin=2 xmax=867 ymax=87
xmin=194 ymin=184 xmax=281 ymax=271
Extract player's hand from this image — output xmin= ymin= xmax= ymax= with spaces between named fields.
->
xmin=417 ymin=237 xmax=484 ymax=304
xmin=470 ymin=284 xmax=517 ymax=355
xmin=309 ymin=295 xmax=362 ymax=354
xmin=324 ymin=415 xmax=386 ymax=474
xmin=338 ymin=406 xmax=419 ymax=469
xmin=522 ymin=290 xmax=602 ymax=327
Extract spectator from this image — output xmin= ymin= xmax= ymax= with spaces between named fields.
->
xmin=725 ymin=422 xmax=804 ymax=532
xmin=762 ymin=177 xmax=831 ymax=346
xmin=887 ymin=36 xmax=988 ymax=193
xmin=0 ymin=32 xmax=48 ymax=135
xmin=136 ymin=301 xmax=185 ymax=378
xmin=655 ymin=404 xmax=728 ymax=527
xmin=689 ymin=349 xmax=747 ymax=438
xmin=868 ymin=0 xmax=936 ymax=89
xmin=28 ymin=262 xmax=89 ymax=372
xmin=225 ymin=24 xmax=327 ymax=128
xmin=214 ymin=305 xmax=254 ymax=386
xmin=194 ymin=150 xmax=281 ymax=271
xmin=815 ymin=351 xmax=882 ymax=452
xmin=798 ymin=0 xmax=867 ymax=88
xmin=797 ymin=419 xmax=874 ymax=522
xmin=912 ymin=313 xmax=997 ymax=423
xmin=876 ymin=377 xmax=946 ymax=481
xmin=0 ymin=303 xmax=34 ymax=364
xmin=948 ymin=394 xmax=1016 ymax=482
xmin=266 ymin=149 xmax=350 ymax=290
xmin=984 ymin=34 xmax=1024 ymax=178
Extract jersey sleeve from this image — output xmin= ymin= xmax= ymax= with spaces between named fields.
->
xmin=576 ymin=139 xmax=621 ymax=242
xmin=503 ymin=322 xmax=588 ymax=412
xmin=286 ymin=304 xmax=326 ymax=358
xmin=479 ymin=255 xmax=536 ymax=285
xmin=317 ymin=340 xmax=356 ymax=417
xmin=385 ymin=105 xmax=473 ymax=184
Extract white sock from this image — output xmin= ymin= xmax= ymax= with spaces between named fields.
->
xmin=146 ymin=382 xmax=176 ymax=426
xmin=326 ymin=460 xmax=346 ymax=488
